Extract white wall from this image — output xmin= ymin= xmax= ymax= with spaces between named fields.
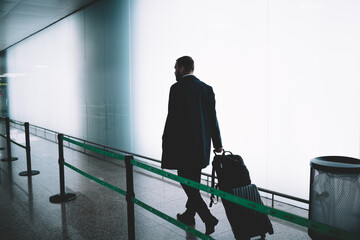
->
xmin=3 ymin=0 xmax=360 ymax=202
xmin=6 ymin=0 xmax=131 ymax=151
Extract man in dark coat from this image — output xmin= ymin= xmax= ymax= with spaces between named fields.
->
xmin=161 ymin=56 xmax=223 ymax=235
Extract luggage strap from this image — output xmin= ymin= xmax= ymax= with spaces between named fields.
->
xmin=209 ymin=166 xmax=218 ymax=207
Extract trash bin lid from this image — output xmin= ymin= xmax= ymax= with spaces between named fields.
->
xmin=310 ymin=156 xmax=360 ymax=173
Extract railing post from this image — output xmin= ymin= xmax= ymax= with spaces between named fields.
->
xmin=49 ymin=134 xmax=76 ymax=203
xmin=1 ymin=117 xmax=18 ymax=162
xmin=19 ymin=122 xmax=40 ymax=176
xmin=125 ymin=155 xmax=135 ymax=240
xmin=0 ymin=117 xmax=5 ymax=151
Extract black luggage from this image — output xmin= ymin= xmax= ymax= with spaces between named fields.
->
xmin=211 ymin=151 xmax=251 ymax=191
xmin=210 ymin=151 xmax=274 ymax=240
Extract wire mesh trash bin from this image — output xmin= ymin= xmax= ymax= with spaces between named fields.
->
xmin=308 ymin=156 xmax=360 ymax=240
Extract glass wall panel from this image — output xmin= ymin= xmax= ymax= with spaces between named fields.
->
xmin=2 ymin=0 xmax=360 ymax=203
xmin=267 ymin=0 xmax=360 ymax=198
xmin=5 ymin=0 xmax=131 ymax=150
xmin=0 ymin=51 xmax=8 ymax=116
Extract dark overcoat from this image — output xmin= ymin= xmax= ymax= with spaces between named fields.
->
xmin=161 ymin=75 xmax=222 ymax=170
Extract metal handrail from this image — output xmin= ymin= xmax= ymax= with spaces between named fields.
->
xmin=10 ymin=121 xmax=309 ymax=209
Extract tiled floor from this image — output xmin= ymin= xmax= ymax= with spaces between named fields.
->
xmin=0 ymin=128 xmax=311 ymax=239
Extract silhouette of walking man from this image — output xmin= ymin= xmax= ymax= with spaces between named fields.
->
xmin=161 ymin=56 xmax=223 ymax=235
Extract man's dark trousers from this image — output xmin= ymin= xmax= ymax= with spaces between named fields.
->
xmin=178 ymin=168 xmax=212 ymax=222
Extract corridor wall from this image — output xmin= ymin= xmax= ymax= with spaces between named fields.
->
xmin=2 ymin=0 xmax=360 ymax=204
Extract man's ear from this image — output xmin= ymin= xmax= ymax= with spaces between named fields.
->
xmin=180 ymin=66 xmax=185 ymax=74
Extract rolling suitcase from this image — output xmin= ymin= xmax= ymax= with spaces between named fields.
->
xmin=222 ymin=184 xmax=274 ymax=239
xmin=210 ymin=151 xmax=274 ymax=239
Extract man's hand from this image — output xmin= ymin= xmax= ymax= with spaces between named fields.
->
xmin=214 ymin=147 xmax=223 ymax=153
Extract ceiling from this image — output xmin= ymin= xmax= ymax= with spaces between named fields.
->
xmin=0 ymin=0 xmax=97 ymax=52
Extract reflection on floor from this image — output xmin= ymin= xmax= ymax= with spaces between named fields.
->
xmin=0 ymin=132 xmax=311 ymax=239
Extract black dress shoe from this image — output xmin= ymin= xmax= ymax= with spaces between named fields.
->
xmin=176 ymin=213 xmax=195 ymax=225
xmin=205 ymin=216 xmax=219 ymax=235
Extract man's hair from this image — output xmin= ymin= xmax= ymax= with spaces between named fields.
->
xmin=176 ymin=56 xmax=194 ymax=73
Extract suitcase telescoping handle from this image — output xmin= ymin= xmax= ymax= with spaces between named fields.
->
xmin=210 ymin=149 xmax=232 ymax=207
xmin=209 ymin=166 xmax=217 ymax=207
xmin=210 ymin=149 xmax=223 ymax=207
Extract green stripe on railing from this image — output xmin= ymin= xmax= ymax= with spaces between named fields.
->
xmin=0 ymin=133 xmax=6 ymax=139
xmin=133 ymin=198 xmax=214 ymax=240
xmin=10 ymin=139 xmax=26 ymax=149
xmin=63 ymin=136 xmax=126 ymax=161
xmin=63 ymin=161 xmax=126 ymax=196
xmin=130 ymin=159 xmax=360 ymax=240
xmin=62 ymin=160 xmax=214 ymax=239
xmin=60 ymin=137 xmax=359 ymax=239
